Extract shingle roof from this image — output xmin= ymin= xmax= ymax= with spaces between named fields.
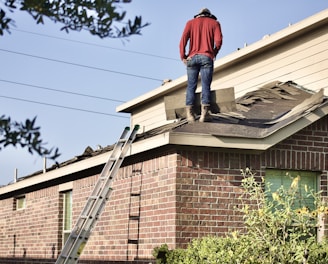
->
xmin=20 ymin=81 xmax=328 ymax=180
xmin=156 ymin=81 xmax=327 ymax=139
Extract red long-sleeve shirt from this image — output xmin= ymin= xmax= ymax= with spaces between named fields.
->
xmin=179 ymin=16 xmax=223 ymax=60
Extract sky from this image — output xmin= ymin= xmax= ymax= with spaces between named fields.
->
xmin=0 ymin=1 xmax=327 ymax=186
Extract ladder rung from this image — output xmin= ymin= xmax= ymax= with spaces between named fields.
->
xmin=59 ymin=255 xmax=76 ymax=260
xmin=70 ymin=233 xmax=89 ymax=239
xmin=129 ymin=215 xmax=140 ymax=220
xmin=70 ymin=233 xmax=78 ymax=239
xmin=89 ymin=195 xmax=102 ymax=200
xmin=127 ymin=239 xmax=139 ymax=244
xmin=131 ymin=193 xmax=141 ymax=196
xmin=132 ymin=169 xmax=142 ymax=173
xmin=100 ymin=175 xmax=113 ymax=180
xmin=99 ymin=177 xmax=113 ymax=182
xmin=80 ymin=215 xmax=92 ymax=219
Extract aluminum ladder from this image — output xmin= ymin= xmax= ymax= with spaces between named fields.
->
xmin=55 ymin=125 xmax=139 ymax=264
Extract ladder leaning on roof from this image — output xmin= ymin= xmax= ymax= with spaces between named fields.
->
xmin=55 ymin=125 xmax=140 ymax=264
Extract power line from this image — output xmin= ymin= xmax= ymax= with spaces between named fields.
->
xmin=0 ymin=79 xmax=126 ymax=103
xmin=0 ymin=48 xmax=163 ymax=82
xmin=0 ymin=94 xmax=129 ymax=118
xmin=12 ymin=28 xmax=179 ymax=62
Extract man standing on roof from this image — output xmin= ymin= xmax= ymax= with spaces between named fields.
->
xmin=180 ymin=8 xmax=223 ymax=123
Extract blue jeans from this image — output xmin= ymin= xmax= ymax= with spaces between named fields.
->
xmin=186 ymin=54 xmax=213 ymax=106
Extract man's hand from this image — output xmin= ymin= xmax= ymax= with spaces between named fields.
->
xmin=182 ymin=57 xmax=191 ymax=65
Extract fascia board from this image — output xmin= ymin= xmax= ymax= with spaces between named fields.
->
xmin=168 ymin=132 xmax=272 ymax=150
xmin=168 ymin=103 xmax=328 ymax=151
xmin=0 ymin=133 xmax=171 ymax=195
xmin=129 ymin=132 xmax=171 ymax=155
xmin=0 ymin=152 xmax=109 ymax=195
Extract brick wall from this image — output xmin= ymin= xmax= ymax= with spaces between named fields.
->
xmin=264 ymin=115 xmax=328 ymax=195
xmin=0 ymin=186 xmax=60 ymax=260
xmin=0 ymin=115 xmax=327 ymax=262
xmin=175 ymin=149 xmax=255 ymax=247
xmin=77 ymin=150 xmax=177 ymax=262
xmin=175 ymin=115 xmax=328 ymax=248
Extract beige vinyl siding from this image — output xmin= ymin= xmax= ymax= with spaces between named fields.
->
xmin=131 ymin=99 xmax=175 ymax=132
xmin=212 ymin=25 xmax=328 ymax=98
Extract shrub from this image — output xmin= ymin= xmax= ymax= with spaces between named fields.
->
xmin=153 ymin=169 xmax=328 ymax=263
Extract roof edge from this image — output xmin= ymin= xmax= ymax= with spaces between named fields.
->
xmin=1 ymin=99 xmax=327 ymax=196
xmin=0 ymin=133 xmax=171 ymax=196
xmin=169 ymin=102 xmax=328 ymax=150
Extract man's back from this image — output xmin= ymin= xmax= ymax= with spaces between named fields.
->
xmin=180 ymin=16 xmax=222 ymax=60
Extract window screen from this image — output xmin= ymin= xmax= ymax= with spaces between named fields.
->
xmin=265 ymin=169 xmax=317 ymax=210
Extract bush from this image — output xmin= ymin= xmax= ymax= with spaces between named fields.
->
xmin=153 ymin=169 xmax=328 ymax=263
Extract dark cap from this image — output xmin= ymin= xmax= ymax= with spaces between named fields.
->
xmin=194 ymin=8 xmax=217 ymax=20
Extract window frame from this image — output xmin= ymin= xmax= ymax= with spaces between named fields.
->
xmin=15 ymin=195 xmax=26 ymax=210
xmin=62 ymin=190 xmax=73 ymax=246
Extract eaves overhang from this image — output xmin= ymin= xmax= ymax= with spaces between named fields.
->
xmin=1 ymin=102 xmax=327 ymax=196
xmin=0 ymin=132 xmax=171 ymax=197
xmin=0 ymin=151 xmax=110 ymax=197
xmin=169 ymin=100 xmax=328 ymax=150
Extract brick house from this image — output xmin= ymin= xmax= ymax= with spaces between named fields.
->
xmin=0 ymin=8 xmax=328 ymax=264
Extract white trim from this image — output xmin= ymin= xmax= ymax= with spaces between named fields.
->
xmin=59 ymin=181 xmax=73 ymax=192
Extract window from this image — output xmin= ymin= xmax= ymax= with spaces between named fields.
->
xmin=15 ymin=196 xmax=26 ymax=210
xmin=62 ymin=190 xmax=72 ymax=245
xmin=265 ymin=169 xmax=318 ymax=210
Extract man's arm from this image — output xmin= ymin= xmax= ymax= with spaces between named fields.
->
xmin=179 ymin=22 xmax=191 ymax=60
xmin=214 ymin=22 xmax=223 ymax=57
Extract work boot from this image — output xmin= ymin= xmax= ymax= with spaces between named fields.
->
xmin=185 ymin=105 xmax=196 ymax=123
xmin=199 ymin=104 xmax=212 ymax=122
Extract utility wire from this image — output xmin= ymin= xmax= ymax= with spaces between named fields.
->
xmin=0 ymin=79 xmax=126 ymax=103
xmin=0 ymin=48 xmax=163 ymax=82
xmin=0 ymin=94 xmax=129 ymax=118
xmin=12 ymin=28 xmax=179 ymax=62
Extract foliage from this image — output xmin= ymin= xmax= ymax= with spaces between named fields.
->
xmin=0 ymin=115 xmax=60 ymax=160
xmin=154 ymin=168 xmax=328 ymax=263
xmin=153 ymin=244 xmax=169 ymax=264
xmin=0 ymin=0 xmax=149 ymax=38
xmin=237 ymin=168 xmax=324 ymax=263
xmin=153 ymin=244 xmax=186 ymax=264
